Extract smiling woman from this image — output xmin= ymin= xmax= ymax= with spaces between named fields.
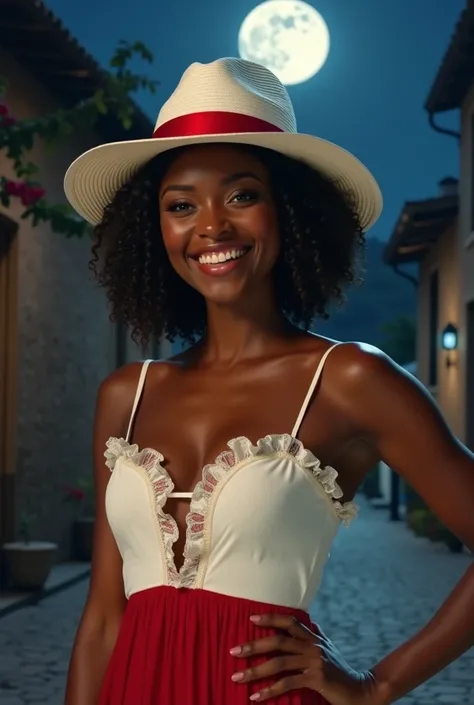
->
xmin=63 ymin=57 xmax=474 ymax=705
xmin=159 ymin=162 xmax=269 ymax=279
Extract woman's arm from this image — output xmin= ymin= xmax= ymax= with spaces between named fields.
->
xmin=337 ymin=344 xmax=474 ymax=704
xmin=65 ymin=364 xmax=142 ymax=705
xmin=226 ymin=344 xmax=474 ymax=704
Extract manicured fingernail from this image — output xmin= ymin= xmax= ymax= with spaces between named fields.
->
xmin=250 ymin=694 xmax=261 ymax=701
xmin=229 ymin=646 xmax=241 ymax=655
xmin=231 ymin=672 xmax=244 ymax=682
xmin=249 ymin=615 xmax=261 ymax=623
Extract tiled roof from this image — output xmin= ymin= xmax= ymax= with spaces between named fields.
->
xmin=0 ymin=0 xmax=154 ymax=139
xmin=384 ymin=193 xmax=458 ymax=265
xmin=425 ymin=2 xmax=474 ymax=113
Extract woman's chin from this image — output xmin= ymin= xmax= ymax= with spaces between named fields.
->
xmin=197 ymin=279 xmax=252 ymax=307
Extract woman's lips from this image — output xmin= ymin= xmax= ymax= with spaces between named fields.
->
xmin=191 ymin=248 xmax=251 ymax=277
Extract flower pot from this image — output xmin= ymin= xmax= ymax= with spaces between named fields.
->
xmin=72 ymin=517 xmax=94 ymax=561
xmin=2 ymin=541 xmax=57 ymax=590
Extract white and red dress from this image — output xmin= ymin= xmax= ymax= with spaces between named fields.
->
xmin=99 ymin=343 xmax=358 ymax=704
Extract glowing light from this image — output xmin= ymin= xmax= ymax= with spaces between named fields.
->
xmin=238 ymin=0 xmax=330 ymax=86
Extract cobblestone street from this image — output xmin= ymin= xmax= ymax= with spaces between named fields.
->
xmin=1 ymin=500 xmax=472 ymax=704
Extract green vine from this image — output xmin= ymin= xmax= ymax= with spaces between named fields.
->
xmin=0 ymin=40 xmax=157 ymax=237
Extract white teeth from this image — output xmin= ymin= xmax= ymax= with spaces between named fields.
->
xmin=197 ymin=248 xmax=247 ymax=265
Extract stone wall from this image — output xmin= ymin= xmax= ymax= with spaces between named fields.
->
xmin=1 ymin=46 xmax=117 ymax=555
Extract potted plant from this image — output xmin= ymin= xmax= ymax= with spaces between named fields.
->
xmin=406 ymin=508 xmax=429 ymax=536
xmin=64 ymin=478 xmax=95 ymax=561
xmin=2 ymin=512 xmax=58 ymax=590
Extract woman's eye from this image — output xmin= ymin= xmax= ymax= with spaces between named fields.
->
xmin=230 ymin=190 xmax=259 ymax=204
xmin=167 ymin=201 xmax=192 ymax=213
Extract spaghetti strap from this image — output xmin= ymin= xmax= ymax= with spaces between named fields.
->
xmin=291 ymin=343 xmax=342 ymax=438
xmin=125 ymin=360 xmax=153 ymax=442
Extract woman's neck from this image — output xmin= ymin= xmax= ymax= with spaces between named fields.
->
xmin=200 ymin=294 xmax=294 ymax=367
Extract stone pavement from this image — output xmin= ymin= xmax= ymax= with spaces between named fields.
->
xmin=0 ymin=499 xmax=472 ymax=705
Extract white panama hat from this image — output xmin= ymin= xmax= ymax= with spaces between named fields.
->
xmin=64 ymin=57 xmax=382 ymax=230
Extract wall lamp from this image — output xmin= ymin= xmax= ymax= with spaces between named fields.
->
xmin=441 ymin=323 xmax=458 ymax=368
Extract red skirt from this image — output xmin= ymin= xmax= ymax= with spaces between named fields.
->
xmin=99 ymin=586 xmax=327 ymax=704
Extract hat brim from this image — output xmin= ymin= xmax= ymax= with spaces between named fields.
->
xmin=64 ymin=132 xmax=383 ymax=231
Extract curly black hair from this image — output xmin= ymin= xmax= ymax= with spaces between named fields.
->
xmin=90 ymin=144 xmax=364 ymax=349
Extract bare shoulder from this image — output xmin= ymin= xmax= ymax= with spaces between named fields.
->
xmin=97 ymin=358 xmax=181 ymax=409
xmin=322 ymin=340 xmax=423 ymax=407
xmin=298 ymin=336 xmax=394 ymax=378
xmin=324 ymin=341 xmax=439 ymax=433
xmin=96 ymin=362 xmax=143 ymax=414
xmin=328 ymin=340 xmax=406 ymax=382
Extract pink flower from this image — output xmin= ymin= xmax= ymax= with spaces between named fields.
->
xmin=3 ymin=181 xmax=45 ymax=206
xmin=0 ymin=104 xmax=17 ymax=126
xmin=5 ymin=180 xmax=26 ymax=197
xmin=21 ymin=186 xmax=45 ymax=206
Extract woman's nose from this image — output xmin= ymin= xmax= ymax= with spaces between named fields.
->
xmin=197 ymin=204 xmax=231 ymax=239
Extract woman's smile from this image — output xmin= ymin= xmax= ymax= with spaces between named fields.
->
xmin=189 ymin=244 xmax=253 ymax=278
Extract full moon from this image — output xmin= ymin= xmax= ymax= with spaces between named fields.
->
xmin=238 ymin=0 xmax=330 ymax=86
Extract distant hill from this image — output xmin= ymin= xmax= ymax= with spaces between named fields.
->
xmin=315 ymin=237 xmax=417 ymax=346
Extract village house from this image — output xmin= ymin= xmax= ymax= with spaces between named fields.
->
xmin=0 ymin=0 xmax=161 ymax=557
xmin=384 ymin=0 xmax=474 ymax=451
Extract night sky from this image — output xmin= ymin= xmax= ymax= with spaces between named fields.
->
xmin=46 ymin=0 xmax=464 ymax=240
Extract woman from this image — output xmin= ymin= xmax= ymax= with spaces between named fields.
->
xmin=64 ymin=58 xmax=474 ymax=705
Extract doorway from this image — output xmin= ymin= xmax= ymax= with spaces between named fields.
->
xmin=0 ymin=214 xmax=18 ymax=545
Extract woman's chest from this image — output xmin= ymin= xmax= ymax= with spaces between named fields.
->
xmin=112 ymin=358 xmax=374 ymax=572
xmin=129 ymin=364 xmax=359 ymax=494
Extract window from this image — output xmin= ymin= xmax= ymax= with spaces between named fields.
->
xmin=428 ymin=270 xmax=439 ymax=387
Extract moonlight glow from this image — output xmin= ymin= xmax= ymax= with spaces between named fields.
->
xmin=238 ymin=0 xmax=330 ymax=86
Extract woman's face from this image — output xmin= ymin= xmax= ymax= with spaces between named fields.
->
xmin=159 ymin=144 xmax=280 ymax=305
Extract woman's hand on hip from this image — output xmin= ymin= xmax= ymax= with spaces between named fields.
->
xmin=230 ymin=614 xmax=388 ymax=704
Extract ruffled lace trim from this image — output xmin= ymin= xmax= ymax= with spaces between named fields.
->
xmin=182 ymin=434 xmax=358 ymax=586
xmin=104 ymin=433 xmax=358 ymax=589
xmin=105 ymin=437 xmax=181 ymax=585
xmin=240 ymin=435 xmax=359 ymax=526
xmin=105 ymin=437 xmax=164 ymax=473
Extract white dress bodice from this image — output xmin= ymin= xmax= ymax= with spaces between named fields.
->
xmin=104 ymin=344 xmax=358 ymax=611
